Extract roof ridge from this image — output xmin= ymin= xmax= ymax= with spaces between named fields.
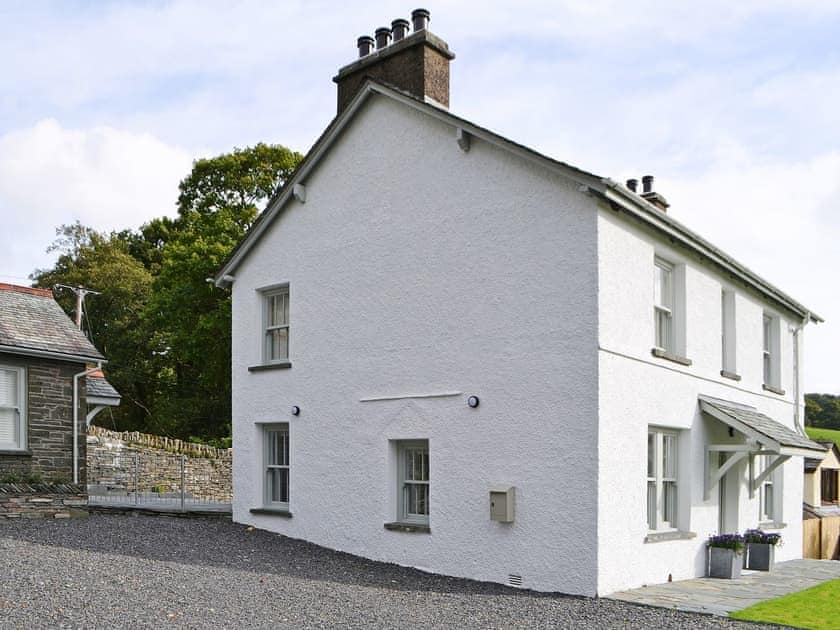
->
xmin=0 ymin=283 xmax=52 ymax=297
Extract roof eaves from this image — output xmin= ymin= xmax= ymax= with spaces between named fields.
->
xmin=600 ymin=181 xmax=823 ymax=324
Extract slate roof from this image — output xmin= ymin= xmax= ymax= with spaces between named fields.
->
xmin=216 ymin=79 xmax=821 ymax=324
xmin=699 ymin=395 xmax=826 ymax=454
xmin=86 ymin=369 xmax=121 ymax=403
xmin=0 ymin=284 xmax=104 ymax=362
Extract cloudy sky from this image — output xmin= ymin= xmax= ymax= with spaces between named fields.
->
xmin=1 ymin=1 xmax=838 ymax=391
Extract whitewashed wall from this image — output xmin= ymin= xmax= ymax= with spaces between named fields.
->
xmin=231 ymin=95 xmax=601 ymax=595
xmin=596 ymin=208 xmax=806 ymax=594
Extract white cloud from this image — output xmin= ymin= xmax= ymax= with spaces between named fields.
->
xmin=0 ymin=119 xmax=191 ymax=278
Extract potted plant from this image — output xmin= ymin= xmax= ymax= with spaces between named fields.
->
xmin=707 ymin=533 xmax=745 ymax=578
xmin=743 ymin=529 xmax=781 ymax=571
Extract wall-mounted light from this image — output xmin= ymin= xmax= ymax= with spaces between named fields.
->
xmin=291 ymin=405 xmax=300 ymax=416
xmin=728 ymin=426 xmax=735 ymax=438
xmin=467 ymin=395 xmax=480 ymax=409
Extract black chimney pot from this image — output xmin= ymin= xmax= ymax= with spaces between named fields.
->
xmin=375 ymin=27 xmax=392 ymax=49
xmin=642 ymin=175 xmax=654 ymax=194
xmin=412 ymin=8 xmax=430 ymax=31
xmin=392 ymin=18 xmax=410 ymax=41
xmin=626 ymin=178 xmax=638 ymax=193
xmin=357 ymin=36 xmax=374 ymax=57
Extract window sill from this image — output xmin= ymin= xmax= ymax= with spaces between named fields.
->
xmin=250 ymin=507 xmax=293 ymax=517
xmin=762 ymin=383 xmax=786 ymax=396
xmin=720 ymin=370 xmax=742 ymax=381
xmin=384 ymin=522 xmax=431 ymax=534
xmin=758 ymin=521 xmax=786 ymax=530
xmin=644 ymin=530 xmax=697 ymax=544
xmin=651 ymin=348 xmax=692 ymax=366
xmin=0 ymin=449 xmax=32 ymax=456
xmin=248 ymin=361 xmax=292 ymax=372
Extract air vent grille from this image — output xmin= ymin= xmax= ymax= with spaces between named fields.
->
xmin=508 ymin=574 xmax=523 ymax=587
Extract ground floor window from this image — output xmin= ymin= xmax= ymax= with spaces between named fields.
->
xmin=263 ymin=424 xmax=289 ymax=508
xmin=398 ymin=440 xmax=429 ymax=525
xmin=757 ymin=454 xmax=776 ymax=522
xmin=647 ymin=428 xmax=678 ymax=530
xmin=0 ymin=365 xmax=25 ymax=451
xmin=822 ymin=469 xmax=839 ymax=505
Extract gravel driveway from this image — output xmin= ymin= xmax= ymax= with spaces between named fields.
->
xmin=0 ymin=514 xmax=778 ymax=629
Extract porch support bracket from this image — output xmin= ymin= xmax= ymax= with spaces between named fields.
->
xmin=749 ymin=454 xmax=790 ymax=499
xmin=705 ymin=448 xmax=749 ymax=500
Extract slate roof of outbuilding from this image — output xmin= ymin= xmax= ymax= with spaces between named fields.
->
xmin=0 ymin=284 xmax=104 ymax=362
xmin=86 ymin=369 xmax=121 ymax=401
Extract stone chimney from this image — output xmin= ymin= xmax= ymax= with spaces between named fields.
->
xmin=333 ymin=8 xmax=455 ymax=114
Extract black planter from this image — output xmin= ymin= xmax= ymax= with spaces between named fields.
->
xmin=745 ymin=543 xmax=775 ymax=571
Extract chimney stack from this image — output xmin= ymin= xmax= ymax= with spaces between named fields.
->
xmin=639 ymin=174 xmax=670 ymax=212
xmin=333 ymin=9 xmax=455 ymax=114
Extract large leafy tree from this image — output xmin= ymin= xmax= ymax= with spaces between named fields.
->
xmin=33 ymin=223 xmax=155 ymax=430
xmin=143 ymin=143 xmax=302 ymax=438
xmin=33 ymin=143 xmax=303 ymax=439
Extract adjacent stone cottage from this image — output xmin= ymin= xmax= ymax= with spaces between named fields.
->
xmin=0 ymin=284 xmax=106 ymax=486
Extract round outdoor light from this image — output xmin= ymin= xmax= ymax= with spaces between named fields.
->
xmin=467 ymin=395 xmax=480 ymax=408
xmin=291 ymin=405 xmax=300 ymax=416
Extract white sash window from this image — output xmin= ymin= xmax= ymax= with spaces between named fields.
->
xmin=0 ymin=365 xmax=25 ymax=450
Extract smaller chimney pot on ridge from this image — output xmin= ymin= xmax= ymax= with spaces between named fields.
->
xmin=626 ymin=178 xmax=638 ymax=193
xmin=640 ymin=174 xmax=670 ymax=212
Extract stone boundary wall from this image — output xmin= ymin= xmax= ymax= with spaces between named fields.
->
xmin=87 ymin=428 xmax=232 ymax=503
xmin=0 ymin=483 xmax=87 ymax=519
xmin=88 ymin=426 xmax=229 ymax=459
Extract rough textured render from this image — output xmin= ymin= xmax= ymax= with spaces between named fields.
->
xmin=231 ymin=94 xmax=600 ymax=595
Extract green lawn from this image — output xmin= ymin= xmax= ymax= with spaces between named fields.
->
xmin=730 ymin=578 xmax=840 ymax=628
xmin=805 ymin=427 xmax=840 ymax=450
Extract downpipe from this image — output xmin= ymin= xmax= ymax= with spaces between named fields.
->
xmin=73 ymin=363 xmax=102 ymax=485
xmin=792 ymin=313 xmax=810 ymax=436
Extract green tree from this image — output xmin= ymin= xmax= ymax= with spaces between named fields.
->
xmin=144 ymin=143 xmax=302 ymax=438
xmin=32 ymin=223 xmax=155 ymax=431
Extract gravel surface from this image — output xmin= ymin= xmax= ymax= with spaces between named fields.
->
xmin=0 ymin=514 xmax=780 ymax=629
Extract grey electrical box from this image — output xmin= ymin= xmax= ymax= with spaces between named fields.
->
xmin=490 ymin=487 xmax=515 ymax=522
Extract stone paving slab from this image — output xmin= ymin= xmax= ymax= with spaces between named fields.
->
xmin=607 ymin=559 xmax=840 ymax=616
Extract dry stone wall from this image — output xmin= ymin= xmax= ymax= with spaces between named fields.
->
xmin=0 ymin=483 xmax=87 ymax=519
xmin=87 ymin=427 xmax=232 ymax=503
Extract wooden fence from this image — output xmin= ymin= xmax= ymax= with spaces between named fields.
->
xmin=803 ymin=516 xmax=840 ymax=559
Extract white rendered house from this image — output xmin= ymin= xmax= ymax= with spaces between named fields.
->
xmin=216 ymin=11 xmax=824 ymax=596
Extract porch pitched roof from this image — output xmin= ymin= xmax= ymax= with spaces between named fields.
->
xmin=699 ymin=395 xmax=827 ymax=457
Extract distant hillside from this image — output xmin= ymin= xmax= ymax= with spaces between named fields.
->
xmin=805 ymin=393 xmax=840 ymax=430
xmin=805 ymin=427 xmax=840 ymax=451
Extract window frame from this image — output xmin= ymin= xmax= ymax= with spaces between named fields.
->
xmin=0 ymin=364 xmax=26 ymax=451
xmin=654 ymin=258 xmax=674 ymax=353
xmin=721 ymin=289 xmax=737 ymax=374
xmin=647 ymin=428 xmax=679 ymax=532
xmin=263 ymin=423 xmax=290 ymax=509
xmin=397 ymin=440 xmax=430 ymax=526
xmin=262 ymin=285 xmax=290 ymax=364
xmin=762 ymin=313 xmax=781 ymax=388
xmin=757 ymin=454 xmax=776 ymax=522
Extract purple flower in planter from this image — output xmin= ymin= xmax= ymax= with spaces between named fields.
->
xmin=707 ymin=533 xmax=746 ymax=554
xmin=744 ymin=529 xmax=782 ymax=546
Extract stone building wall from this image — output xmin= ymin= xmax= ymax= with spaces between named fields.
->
xmin=87 ymin=427 xmax=232 ymax=503
xmin=0 ymin=355 xmax=87 ymax=484
xmin=0 ymin=483 xmax=87 ymax=519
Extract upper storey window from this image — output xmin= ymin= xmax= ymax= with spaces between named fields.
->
xmin=654 ymin=259 xmax=674 ymax=353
